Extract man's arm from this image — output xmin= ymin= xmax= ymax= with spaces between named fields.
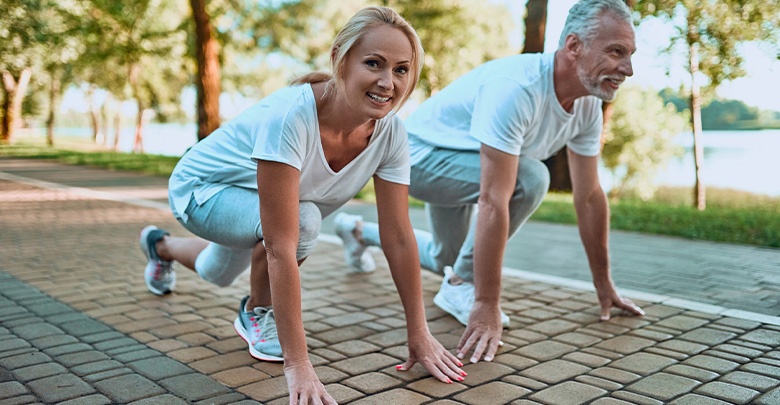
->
xmin=457 ymin=144 xmax=518 ymax=363
xmin=567 ymin=149 xmax=644 ymax=320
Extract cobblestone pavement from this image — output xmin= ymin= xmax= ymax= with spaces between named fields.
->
xmin=2 ymin=158 xmax=780 ymax=404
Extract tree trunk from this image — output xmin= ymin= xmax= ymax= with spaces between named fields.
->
xmin=1 ymin=68 xmax=32 ymax=143
xmin=85 ymin=84 xmax=100 ymax=144
xmin=133 ymin=99 xmax=145 ymax=153
xmin=522 ymin=0 xmax=547 ymax=53
xmin=100 ymin=92 xmax=112 ymax=146
xmin=112 ymin=107 xmax=122 ymax=151
xmin=46 ymin=72 xmax=61 ymax=147
xmin=190 ymin=0 xmax=221 ymax=140
xmin=689 ymin=41 xmax=706 ymax=210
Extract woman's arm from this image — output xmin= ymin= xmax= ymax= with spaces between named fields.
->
xmin=256 ymin=160 xmax=335 ymax=404
xmin=373 ymin=176 xmax=465 ymax=383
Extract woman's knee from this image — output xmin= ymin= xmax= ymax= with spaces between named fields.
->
xmin=297 ymin=202 xmax=321 ymax=260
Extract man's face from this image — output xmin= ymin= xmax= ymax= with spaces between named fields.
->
xmin=576 ymin=12 xmax=636 ymax=102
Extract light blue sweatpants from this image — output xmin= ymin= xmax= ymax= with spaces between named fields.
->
xmin=361 ymin=146 xmax=549 ymax=282
xmin=172 ymin=186 xmax=321 ymax=287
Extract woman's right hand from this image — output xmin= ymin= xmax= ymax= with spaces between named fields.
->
xmin=284 ymin=360 xmax=337 ymax=405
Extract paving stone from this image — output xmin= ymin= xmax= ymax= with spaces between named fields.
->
xmin=575 ymin=374 xmax=623 ymax=391
xmin=530 ymin=381 xmax=607 ymax=405
xmin=493 ymin=353 xmax=539 ymax=370
xmin=741 ymin=329 xmax=780 ymax=346
xmin=525 ymin=319 xmax=580 ymax=335
xmin=719 ymin=370 xmax=780 ymax=391
xmin=457 ymin=361 xmax=515 ymax=386
xmin=562 ymin=352 xmax=612 ymax=368
xmin=12 ymin=362 xmax=68 ymax=382
xmin=694 ymin=381 xmax=760 ymax=404
xmin=0 ymin=381 xmax=28 ymax=399
xmin=454 ymin=381 xmax=531 ymax=404
xmin=343 ymin=372 xmax=403 ymax=394
xmin=83 ymin=367 xmax=135 ymax=384
xmin=677 ymin=328 xmax=738 ymax=346
xmin=328 ymin=340 xmax=381 ymax=357
xmin=57 ymin=350 xmax=110 ymax=367
xmin=159 ymin=373 xmax=232 ymax=401
xmin=57 ymin=394 xmax=113 ymax=405
xmin=514 ymin=340 xmax=577 ymax=361
xmin=320 ymin=384 xmax=363 ymax=404
xmin=521 ymin=359 xmax=591 ymax=384
xmin=655 ymin=315 xmax=711 ymax=331
xmin=655 ymin=339 xmax=709 ymax=355
xmin=194 ymin=393 xmax=255 ymax=405
xmin=349 ymin=388 xmax=429 ymax=405
xmin=330 ymin=353 xmax=398 ymax=375
xmin=29 ymin=334 xmax=78 ymax=350
xmin=128 ymin=394 xmax=189 ymax=404
xmin=611 ymin=390 xmax=664 ymax=405
xmin=0 ymin=352 xmax=52 ymax=370
xmin=237 ymin=376 xmax=289 ymax=402
xmin=27 ymin=373 xmax=96 ymax=403
xmin=626 ymin=372 xmax=700 ymax=401
xmin=645 ymin=347 xmax=689 ymax=360
xmin=589 ymin=367 xmax=642 ymax=384
xmin=93 ymin=373 xmax=166 ymax=402
xmin=591 ymin=398 xmax=635 ymax=405
xmin=682 ymin=355 xmax=740 ymax=374
xmin=44 ymin=343 xmax=93 ymax=357
xmin=594 ymin=335 xmax=655 ymax=354
xmin=70 ymin=360 xmax=124 ymax=377
xmin=609 ymin=353 xmax=678 ymax=375
xmin=755 ymin=387 xmax=780 ymax=405
xmin=502 ymin=374 xmax=548 ymax=391
xmin=669 ymin=393 xmax=732 ymax=404
xmin=211 ymin=366 xmax=270 ymax=388
xmin=663 ymin=364 xmax=720 ymax=382
xmin=11 ymin=323 xmax=64 ymax=341
xmin=554 ymin=331 xmax=603 ymax=347
xmin=740 ymin=362 xmax=780 ymax=378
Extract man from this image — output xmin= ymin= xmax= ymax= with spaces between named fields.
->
xmin=335 ymin=0 xmax=645 ymax=365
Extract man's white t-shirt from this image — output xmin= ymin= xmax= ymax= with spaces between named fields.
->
xmin=404 ymin=52 xmax=603 ymax=162
xmin=169 ymin=84 xmax=410 ymax=222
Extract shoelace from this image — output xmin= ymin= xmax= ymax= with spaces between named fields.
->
xmin=249 ymin=309 xmax=276 ymax=345
xmin=153 ymin=261 xmax=172 ymax=280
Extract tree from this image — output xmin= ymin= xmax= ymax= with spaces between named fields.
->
xmin=635 ymin=0 xmax=780 ymax=210
xmin=601 ymin=85 xmax=686 ymax=199
xmin=0 ymin=0 xmax=52 ymax=143
xmin=190 ymin=0 xmax=221 ymax=140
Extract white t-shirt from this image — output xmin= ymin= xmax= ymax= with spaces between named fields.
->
xmin=169 ymin=84 xmax=410 ymax=222
xmin=404 ymin=53 xmax=603 ymax=162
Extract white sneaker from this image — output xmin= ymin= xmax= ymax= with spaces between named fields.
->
xmin=334 ymin=212 xmax=376 ymax=273
xmin=433 ymin=267 xmax=510 ymax=328
xmin=234 ymin=296 xmax=283 ymax=362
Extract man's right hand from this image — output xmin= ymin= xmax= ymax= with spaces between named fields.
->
xmin=284 ymin=361 xmax=337 ymax=405
xmin=456 ymin=301 xmax=504 ymax=363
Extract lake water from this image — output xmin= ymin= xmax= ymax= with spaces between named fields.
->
xmin=29 ymin=125 xmax=780 ymax=197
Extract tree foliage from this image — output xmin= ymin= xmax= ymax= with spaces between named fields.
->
xmin=635 ymin=0 xmax=780 ymax=209
xmin=601 ymin=85 xmax=686 ymax=200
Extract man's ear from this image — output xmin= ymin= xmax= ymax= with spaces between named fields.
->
xmin=564 ymin=34 xmax=582 ymax=57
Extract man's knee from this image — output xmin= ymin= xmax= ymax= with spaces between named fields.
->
xmin=517 ymin=158 xmax=550 ymax=205
xmin=297 ymin=202 xmax=321 ymax=260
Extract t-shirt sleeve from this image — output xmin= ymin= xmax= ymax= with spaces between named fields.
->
xmin=470 ymin=78 xmax=534 ymax=156
xmin=251 ymin=107 xmax=305 ymax=171
xmin=374 ymin=116 xmax=411 ymax=185
xmin=566 ymin=98 xmax=603 ymax=157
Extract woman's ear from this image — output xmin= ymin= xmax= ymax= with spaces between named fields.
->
xmin=331 ymin=47 xmax=339 ymax=66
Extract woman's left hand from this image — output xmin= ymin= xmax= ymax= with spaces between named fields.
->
xmin=396 ymin=333 xmax=466 ymax=384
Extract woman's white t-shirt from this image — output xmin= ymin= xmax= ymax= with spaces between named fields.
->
xmin=169 ymin=84 xmax=410 ymax=222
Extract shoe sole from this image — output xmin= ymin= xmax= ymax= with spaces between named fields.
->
xmin=140 ymin=226 xmax=174 ymax=296
xmin=233 ymin=317 xmax=284 ymax=362
xmin=433 ymin=292 xmax=510 ymax=329
xmin=433 ymin=292 xmax=470 ymax=326
xmin=334 ymin=214 xmax=376 ymax=273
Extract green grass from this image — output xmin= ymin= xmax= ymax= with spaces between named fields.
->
xmin=3 ymin=140 xmax=778 ymax=248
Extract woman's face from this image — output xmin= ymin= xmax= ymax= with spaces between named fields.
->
xmin=339 ymin=24 xmax=414 ymax=120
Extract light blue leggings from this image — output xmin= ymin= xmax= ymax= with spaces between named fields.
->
xmin=361 ymin=147 xmax=549 ymax=282
xmin=172 ymin=186 xmax=321 ymax=287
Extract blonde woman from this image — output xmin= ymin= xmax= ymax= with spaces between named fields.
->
xmin=139 ymin=6 xmax=465 ymax=403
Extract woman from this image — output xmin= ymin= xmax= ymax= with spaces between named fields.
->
xmin=138 ymin=6 xmax=465 ymax=403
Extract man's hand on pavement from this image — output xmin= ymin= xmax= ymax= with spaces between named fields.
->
xmin=596 ymin=282 xmax=645 ymax=321
xmin=456 ymin=302 xmax=504 ymax=363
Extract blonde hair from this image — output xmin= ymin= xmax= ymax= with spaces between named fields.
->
xmin=292 ymin=6 xmax=424 ymax=113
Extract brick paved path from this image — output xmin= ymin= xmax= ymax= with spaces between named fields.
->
xmin=2 ymin=159 xmax=780 ymax=404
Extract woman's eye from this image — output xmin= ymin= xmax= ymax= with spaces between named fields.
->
xmin=366 ymin=60 xmax=379 ymax=68
xmin=395 ymin=67 xmax=408 ymax=75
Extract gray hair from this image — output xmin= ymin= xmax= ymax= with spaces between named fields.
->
xmin=558 ymin=0 xmax=633 ymax=49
